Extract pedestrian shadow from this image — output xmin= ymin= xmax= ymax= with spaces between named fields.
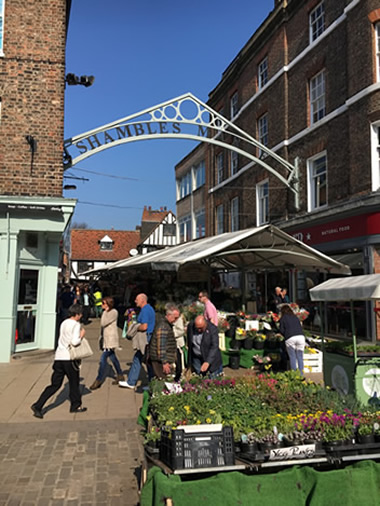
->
xmin=43 ymin=380 xmax=92 ymax=413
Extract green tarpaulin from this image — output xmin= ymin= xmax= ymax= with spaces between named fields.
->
xmin=141 ymin=460 xmax=380 ymax=505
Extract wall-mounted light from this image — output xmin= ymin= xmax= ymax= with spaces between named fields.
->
xmin=25 ymin=135 xmax=37 ymax=153
xmin=65 ymin=73 xmax=95 ymax=87
xmin=63 ymin=185 xmax=77 ymax=190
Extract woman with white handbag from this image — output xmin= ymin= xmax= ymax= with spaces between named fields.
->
xmin=31 ymin=304 xmax=88 ymax=419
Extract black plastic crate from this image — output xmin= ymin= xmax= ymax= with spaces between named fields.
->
xmin=159 ymin=425 xmax=235 ymax=470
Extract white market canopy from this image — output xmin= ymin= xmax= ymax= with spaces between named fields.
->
xmin=92 ymin=225 xmax=350 ymax=275
xmin=309 ymin=273 xmax=380 ymax=301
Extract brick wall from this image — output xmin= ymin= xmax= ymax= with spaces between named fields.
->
xmin=0 ymin=0 xmax=67 ymax=197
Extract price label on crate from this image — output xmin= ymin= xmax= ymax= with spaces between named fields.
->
xmin=269 ymin=444 xmax=316 ymax=461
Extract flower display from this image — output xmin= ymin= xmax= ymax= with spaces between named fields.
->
xmin=217 ymin=318 xmax=230 ymax=333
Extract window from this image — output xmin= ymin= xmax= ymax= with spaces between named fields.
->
xmin=230 ymin=92 xmax=239 ymax=118
xmin=258 ymin=57 xmax=268 ymax=89
xmin=195 ymin=208 xmax=206 ymax=238
xmin=178 ymin=172 xmax=191 ymax=199
xmin=99 ymin=234 xmax=113 ymax=250
xmin=163 ymin=223 xmax=176 ymax=236
xmin=78 ymin=261 xmax=93 ymax=274
xmin=308 ymin=152 xmax=327 ymax=210
xmin=310 ymin=2 xmax=325 ymax=43
xmin=370 ymin=123 xmax=380 ymax=191
xmin=216 ymin=205 xmax=224 ymax=234
xmin=194 ymin=160 xmax=205 ymax=189
xmin=256 ymin=180 xmax=269 ymax=225
xmin=376 ymin=23 xmax=380 ymax=82
xmin=0 ymin=0 xmax=4 ymax=54
xmin=310 ymin=70 xmax=325 ymax=124
xmin=258 ymin=114 xmax=268 ymax=157
xmin=230 ymin=197 xmax=239 ymax=232
xmin=216 ymin=153 xmax=224 ymax=184
xmin=179 ymin=215 xmax=192 ymax=242
xmin=230 ymin=150 xmax=239 ymax=175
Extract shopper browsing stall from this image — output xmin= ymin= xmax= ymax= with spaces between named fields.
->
xmin=279 ymin=304 xmax=306 ymax=375
xmin=187 ymin=315 xmax=223 ymax=377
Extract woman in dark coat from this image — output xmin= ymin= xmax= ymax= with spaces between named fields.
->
xmin=279 ymin=304 xmax=305 ymax=375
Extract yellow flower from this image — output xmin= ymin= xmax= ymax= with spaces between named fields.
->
xmin=169 ymin=407 xmax=174 ymax=411
xmin=206 ymin=418 xmax=212 ymax=423
xmin=167 ymin=420 xmax=173 ymax=425
xmin=184 ymin=405 xmax=191 ymax=412
xmin=209 ymin=410 xmax=216 ymax=415
xmin=196 ymin=420 xmax=201 ymax=424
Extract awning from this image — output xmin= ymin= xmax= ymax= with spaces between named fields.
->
xmin=101 ymin=224 xmax=350 ymax=275
xmin=309 ymin=273 xmax=380 ymax=301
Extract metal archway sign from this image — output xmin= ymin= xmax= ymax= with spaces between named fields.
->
xmin=64 ymin=92 xmax=300 ymax=207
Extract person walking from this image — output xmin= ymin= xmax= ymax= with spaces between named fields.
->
xmin=31 ymin=304 xmax=87 ymax=418
xmin=279 ymin=304 xmax=306 ymax=375
xmin=93 ymin=287 xmax=103 ymax=318
xmin=81 ymin=285 xmax=93 ymax=325
xmin=90 ymin=297 xmax=125 ymax=389
xmin=148 ymin=303 xmax=180 ymax=380
xmin=119 ymin=293 xmax=155 ymax=389
xmin=198 ymin=291 xmax=218 ymax=326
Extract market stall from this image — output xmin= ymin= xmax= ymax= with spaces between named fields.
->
xmin=310 ymin=274 xmax=380 ymax=404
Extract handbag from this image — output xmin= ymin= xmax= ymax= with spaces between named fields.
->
xmin=69 ymin=338 xmax=93 ymax=360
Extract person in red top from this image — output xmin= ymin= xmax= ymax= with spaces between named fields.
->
xmin=198 ymin=291 xmax=218 ymax=327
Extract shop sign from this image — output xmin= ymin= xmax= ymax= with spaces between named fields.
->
xmin=269 ymin=444 xmax=316 ymax=460
xmin=0 ymin=204 xmax=62 ymax=213
xmin=290 ymin=213 xmax=380 ymax=245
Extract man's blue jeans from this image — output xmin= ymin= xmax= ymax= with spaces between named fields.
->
xmin=96 ymin=349 xmax=123 ymax=381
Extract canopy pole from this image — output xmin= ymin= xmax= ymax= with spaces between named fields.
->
xmin=350 ymin=300 xmax=358 ymax=362
xmin=319 ymin=301 xmax=325 ymax=353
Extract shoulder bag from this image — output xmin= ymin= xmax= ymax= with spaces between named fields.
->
xmin=69 ymin=338 xmax=94 ymax=360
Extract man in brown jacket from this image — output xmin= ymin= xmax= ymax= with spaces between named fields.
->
xmin=148 ymin=303 xmax=180 ymax=380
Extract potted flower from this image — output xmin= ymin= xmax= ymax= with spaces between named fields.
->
xmin=243 ymin=329 xmax=256 ymax=350
xmin=356 ymin=414 xmax=376 ymax=444
xmin=253 ymin=332 xmax=266 ymax=350
xmin=252 ymin=354 xmax=271 ymax=372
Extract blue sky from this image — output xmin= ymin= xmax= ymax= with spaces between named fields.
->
xmin=64 ymin=1 xmax=274 ymax=230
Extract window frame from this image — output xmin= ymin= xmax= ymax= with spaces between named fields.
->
xmin=195 ymin=208 xmax=206 ymax=239
xmin=257 ymin=113 xmax=268 ymax=158
xmin=216 ymin=204 xmax=224 ymax=235
xmin=230 ymin=91 xmax=239 ymax=118
xmin=307 ymin=151 xmax=328 ymax=211
xmin=230 ymin=197 xmax=239 ymax=232
xmin=256 ymin=179 xmax=269 ymax=226
xmin=258 ymin=57 xmax=268 ymax=90
xmin=310 ymin=70 xmax=326 ymax=125
xmin=376 ymin=22 xmax=380 ymax=83
xmin=216 ymin=153 xmax=224 ymax=184
xmin=230 ymin=150 xmax=239 ymax=175
xmin=370 ymin=122 xmax=380 ymax=191
xmin=309 ymin=2 xmax=325 ymax=43
xmin=0 ymin=0 xmax=4 ymax=55
xmin=178 ymin=215 xmax=192 ymax=243
xmin=194 ymin=160 xmax=205 ymax=190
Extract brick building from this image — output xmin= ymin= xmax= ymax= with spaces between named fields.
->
xmin=175 ymin=0 xmax=380 ymax=340
xmin=0 ymin=1 xmax=75 ymax=361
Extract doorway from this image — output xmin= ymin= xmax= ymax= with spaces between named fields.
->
xmin=15 ymin=268 xmax=40 ymax=351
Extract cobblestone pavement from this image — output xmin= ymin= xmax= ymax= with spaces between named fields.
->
xmin=0 ymin=320 xmax=146 ymax=506
xmin=0 ymin=419 xmax=144 ymax=506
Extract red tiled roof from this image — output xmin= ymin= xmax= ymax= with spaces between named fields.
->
xmin=71 ymin=229 xmax=140 ymax=261
xmin=142 ymin=207 xmax=168 ymax=222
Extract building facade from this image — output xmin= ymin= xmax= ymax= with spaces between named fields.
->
xmin=175 ymin=0 xmax=380 ymax=340
xmin=0 ymin=0 xmax=75 ymax=361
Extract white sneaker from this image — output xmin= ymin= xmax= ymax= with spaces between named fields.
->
xmin=118 ymin=380 xmax=135 ymax=389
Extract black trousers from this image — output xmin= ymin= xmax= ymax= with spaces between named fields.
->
xmin=34 ymin=360 xmax=82 ymax=411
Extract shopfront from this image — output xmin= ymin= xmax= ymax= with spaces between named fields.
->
xmin=287 ymin=211 xmax=380 ymax=342
xmin=0 ymin=196 xmax=75 ymax=362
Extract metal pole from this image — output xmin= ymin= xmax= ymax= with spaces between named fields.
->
xmin=350 ymin=300 xmax=358 ymax=363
